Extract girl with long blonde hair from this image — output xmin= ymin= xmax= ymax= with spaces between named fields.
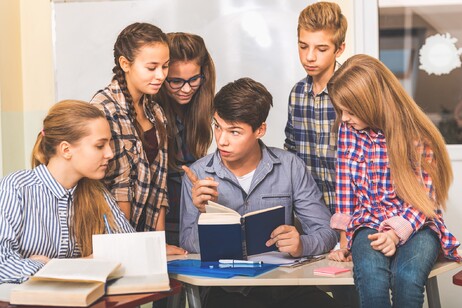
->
xmin=327 ymin=54 xmax=460 ymax=308
xmin=0 ymin=100 xmax=133 ymax=284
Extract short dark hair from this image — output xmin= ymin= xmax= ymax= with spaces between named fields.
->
xmin=213 ymin=77 xmax=273 ymax=131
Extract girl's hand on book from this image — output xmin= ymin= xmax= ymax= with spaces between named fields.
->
xmin=183 ymin=166 xmax=219 ymax=213
xmin=166 ymin=244 xmax=188 ymax=256
xmin=266 ymin=225 xmax=303 ymax=257
xmin=368 ymin=231 xmax=398 ymax=257
xmin=328 ymin=248 xmax=352 ymax=262
xmin=30 ymin=255 xmax=50 ymax=264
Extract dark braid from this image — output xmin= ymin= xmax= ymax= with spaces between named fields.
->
xmin=112 ymin=22 xmax=168 ymax=120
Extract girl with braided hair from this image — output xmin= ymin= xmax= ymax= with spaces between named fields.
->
xmin=90 ymin=22 xmax=185 ymax=255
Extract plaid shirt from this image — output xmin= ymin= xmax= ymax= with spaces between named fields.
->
xmin=331 ymin=123 xmax=460 ymax=261
xmin=90 ymin=80 xmax=168 ymax=231
xmin=284 ymin=75 xmax=337 ymax=214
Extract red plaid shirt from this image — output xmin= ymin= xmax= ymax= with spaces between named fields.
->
xmin=331 ymin=123 xmax=460 ymax=261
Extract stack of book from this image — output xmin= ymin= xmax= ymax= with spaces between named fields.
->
xmin=8 ymin=231 xmax=170 ymax=307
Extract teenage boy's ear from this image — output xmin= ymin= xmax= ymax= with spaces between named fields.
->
xmin=335 ymin=42 xmax=346 ymax=58
xmin=256 ymin=122 xmax=267 ymax=139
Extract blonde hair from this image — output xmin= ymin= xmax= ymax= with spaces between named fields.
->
xmin=156 ymin=32 xmax=215 ymax=169
xmin=298 ymin=1 xmax=347 ymax=50
xmin=328 ymin=54 xmax=452 ymax=217
xmin=32 ymin=100 xmax=119 ymax=256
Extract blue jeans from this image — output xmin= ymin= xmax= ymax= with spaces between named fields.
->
xmin=351 ymin=227 xmax=439 ymax=308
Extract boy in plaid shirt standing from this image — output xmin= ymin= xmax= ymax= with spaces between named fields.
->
xmin=284 ymin=2 xmax=346 ymax=215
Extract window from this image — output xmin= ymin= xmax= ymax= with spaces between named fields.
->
xmin=379 ymin=1 xmax=462 ymax=144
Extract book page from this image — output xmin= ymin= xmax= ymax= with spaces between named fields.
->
xmin=105 ymin=274 xmax=170 ymax=295
xmin=248 ymin=251 xmax=325 ymax=267
xmin=0 ymin=283 xmax=15 ymax=302
xmin=242 ymin=205 xmax=283 ymax=218
xmin=92 ymin=231 xmax=167 ymax=276
xmin=92 ymin=232 xmax=169 ymax=295
xmin=10 ymin=280 xmax=104 ymax=307
xmin=31 ymin=258 xmax=121 ymax=283
xmin=198 ymin=212 xmax=241 ymax=225
xmin=206 ymin=201 xmax=239 ymax=214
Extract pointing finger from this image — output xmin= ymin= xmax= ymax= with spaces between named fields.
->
xmin=182 ymin=165 xmax=198 ymax=185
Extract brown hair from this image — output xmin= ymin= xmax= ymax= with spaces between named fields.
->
xmin=298 ymin=1 xmax=347 ymax=50
xmin=112 ymin=22 xmax=168 ymax=143
xmin=214 ymin=77 xmax=272 ymax=131
xmin=32 ymin=100 xmax=119 ymax=256
xmin=155 ymin=32 xmax=215 ymax=169
xmin=327 ymin=54 xmax=453 ymax=217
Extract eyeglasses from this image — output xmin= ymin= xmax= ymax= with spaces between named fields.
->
xmin=165 ymin=74 xmax=205 ymax=90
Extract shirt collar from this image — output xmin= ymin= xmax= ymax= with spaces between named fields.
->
xmin=307 ymin=61 xmax=341 ymax=95
xmin=352 ymin=125 xmax=385 ymax=144
xmin=109 ymin=80 xmax=156 ymax=120
xmin=34 ymin=164 xmax=76 ymax=199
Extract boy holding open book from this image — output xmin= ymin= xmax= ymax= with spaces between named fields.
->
xmin=180 ymin=78 xmax=340 ymax=308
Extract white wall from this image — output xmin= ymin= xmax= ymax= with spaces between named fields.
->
xmin=52 ymin=0 xmax=354 ymax=149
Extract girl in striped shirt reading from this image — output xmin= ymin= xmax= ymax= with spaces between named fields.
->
xmin=327 ymin=54 xmax=460 ymax=308
xmin=0 ymin=100 xmax=133 ymax=284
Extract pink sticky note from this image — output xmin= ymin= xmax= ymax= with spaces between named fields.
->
xmin=313 ymin=266 xmax=351 ymax=276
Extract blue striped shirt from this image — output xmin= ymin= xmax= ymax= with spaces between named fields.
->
xmin=0 ymin=164 xmax=134 ymax=284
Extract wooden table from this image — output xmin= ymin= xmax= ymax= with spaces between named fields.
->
xmin=453 ymin=270 xmax=462 ymax=286
xmin=0 ymin=279 xmax=182 ymax=308
xmin=168 ymin=254 xmax=462 ymax=308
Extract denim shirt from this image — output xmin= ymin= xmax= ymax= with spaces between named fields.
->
xmin=179 ymin=142 xmax=338 ymax=256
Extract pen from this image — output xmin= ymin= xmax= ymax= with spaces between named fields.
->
xmin=219 ymin=259 xmax=263 ymax=265
xmin=103 ymin=214 xmax=112 ymax=234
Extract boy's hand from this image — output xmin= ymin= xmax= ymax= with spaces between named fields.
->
xmin=368 ymin=230 xmax=399 ymax=257
xmin=265 ymin=225 xmax=303 ymax=257
xmin=182 ymin=166 xmax=219 ymax=213
xmin=328 ymin=248 xmax=352 ymax=262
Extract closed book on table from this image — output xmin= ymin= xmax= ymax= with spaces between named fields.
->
xmin=198 ymin=201 xmax=285 ymax=261
xmin=10 ymin=258 xmax=121 ymax=307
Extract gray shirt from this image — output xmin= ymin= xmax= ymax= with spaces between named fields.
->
xmin=179 ymin=142 xmax=338 ymax=256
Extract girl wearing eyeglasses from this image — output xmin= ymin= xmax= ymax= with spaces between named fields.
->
xmin=90 ymin=22 xmax=185 ymax=255
xmin=155 ymin=32 xmax=216 ymax=246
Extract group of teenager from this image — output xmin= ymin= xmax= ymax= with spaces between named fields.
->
xmin=0 ymin=2 xmax=460 ymax=308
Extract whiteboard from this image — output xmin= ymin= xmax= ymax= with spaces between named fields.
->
xmin=52 ymin=0 xmax=312 ymax=148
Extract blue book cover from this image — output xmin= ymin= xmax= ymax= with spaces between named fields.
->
xmin=198 ymin=223 xmax=244 ymax=261
xmin=198 ymin=202 xmax=285 ymax=261
xmin=243 ymin=206 xmax=285 ymax=256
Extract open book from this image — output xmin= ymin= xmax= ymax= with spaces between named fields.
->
xmin=198 ymin=201 xmax=285 ymax=261
xmin=9 ymin=258 xmax=121 ymax=307
xmin=92 ymin=231 xmax=170 ymax=295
